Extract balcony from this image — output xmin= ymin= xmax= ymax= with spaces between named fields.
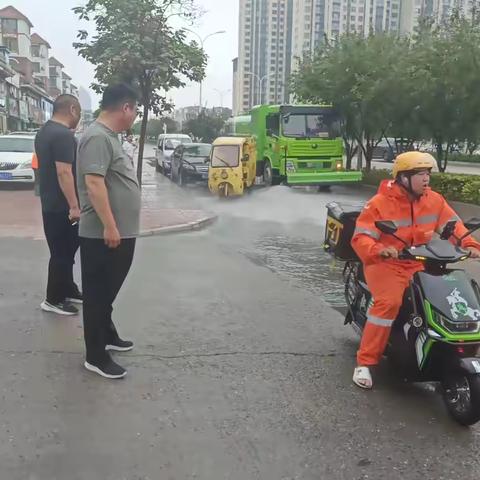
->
xmin=0 ymin=46 xmax=15 ymax=79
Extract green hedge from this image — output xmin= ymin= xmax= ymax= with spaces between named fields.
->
xmin=362 ymin=169 xmax=480 ymax=205
xmin=448 ymin=153 xmax=480 ymax=163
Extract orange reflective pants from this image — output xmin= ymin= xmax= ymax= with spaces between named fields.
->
xmin=357 ymin=262 xmax=423 ymax=366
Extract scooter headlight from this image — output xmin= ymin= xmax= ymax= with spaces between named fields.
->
xmin=436 ymin=312 xmax=480 ymax=333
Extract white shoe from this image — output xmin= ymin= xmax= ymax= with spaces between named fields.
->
xmin=353 ymin=366 xmax=373 ymax=389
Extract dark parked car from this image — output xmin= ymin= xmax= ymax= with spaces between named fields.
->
xmin=372 ymin=138 xmax=396 ymax=162
xmin=171 ymin=143 xmax=212 ymax=186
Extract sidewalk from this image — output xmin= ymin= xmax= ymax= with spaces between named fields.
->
xmin=0 ymin=175 xmax=216 ymax=240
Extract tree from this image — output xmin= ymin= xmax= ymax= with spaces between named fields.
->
xmin=132 ymin=117 xmax=179 ymax=139
xmin=73 ymin=0 xmax=206 ymax=184
xmin=292 ymin=34 xmax=408 ymax=172
xmin=182 ymin=112 xmax=225 ymax=143
xmin=410 ymin=13 xmax=480 ymax=171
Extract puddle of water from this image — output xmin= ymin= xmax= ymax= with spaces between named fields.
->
xmin=244 ymin=233 xmax=347 ymax=309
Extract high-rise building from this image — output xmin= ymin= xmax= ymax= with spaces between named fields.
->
xmin=234 ymin=0 xmax=294 ymax=115
xmin=401 ymin=0 xmax=480 ymax=33
xmin=292 ymin=0 xmax=403 ymax=63
xmin=233 ymin=0 xmax=479 ymax=115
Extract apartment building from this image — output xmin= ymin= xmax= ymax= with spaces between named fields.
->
xmin=233 ymin=0 xmax=479 ymax=114
xmin=0 ymin=5 xmax=80 ymax=132
xmin=30 ymin=33 xmax=50 ymax=92
xmin=292 ymin=0 xmax=402 ymax=63
xmin=401 ymin=0 xmax=480 ymax=33
xmin=235 ymin=0 xmax=294 ymax=115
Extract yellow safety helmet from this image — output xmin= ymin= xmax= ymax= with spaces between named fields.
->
xmin=392 ymin=151 xmax=436 ymax=178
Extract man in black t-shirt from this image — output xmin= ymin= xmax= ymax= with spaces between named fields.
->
xmin=35 ymin=95 xmax=82 ymax=315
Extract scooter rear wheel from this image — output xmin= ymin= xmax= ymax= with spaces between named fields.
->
xmin=441 ymin=372 xmax=480 ymax=426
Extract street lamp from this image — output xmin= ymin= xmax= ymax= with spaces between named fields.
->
xmin=245 ymin=71 xmax=277 ymax=106
xmin=213 ymin=88 xmax=231 ymax=108
xmin=184 ymin=29 xmax=226 ymax=109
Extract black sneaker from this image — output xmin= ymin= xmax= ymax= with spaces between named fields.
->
xmin=106 ymin=338 xmax=134 ymax=352
xmin=66 ymin=289 xmax=83 ymax=304
xmin=84 ymin=357 xmax=127 ymax=379
xmin=41 ymin=300 xmax=78 ymax=316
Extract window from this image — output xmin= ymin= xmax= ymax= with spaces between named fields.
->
xmin=266 ymin=113 xmax=280 ymax=136
xmin=211 ymin=145 xmax=239 ymax=168
xmin=32 ymin=62 xmax=40 ymax=73
xmin=0 ymin=137 xmax=34 ymax=152
xmin=1 ymin=19 xmax=17 ymax=34
xmin=4 ymin=37 xmax=18 ymax=53
xmin=31 ymin=45 xmax=41 ymax=57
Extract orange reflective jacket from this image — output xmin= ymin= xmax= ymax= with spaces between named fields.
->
xmin=31 ymin=153 xmax=38 ymax=170
xmin=352 ymin=180 xmax=480 ymax=265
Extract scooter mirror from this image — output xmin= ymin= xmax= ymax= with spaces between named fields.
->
xmin=440 ymin=220 xmax=457 ymax=240
xmin=375 ymin=220 xmax=398 ymax=235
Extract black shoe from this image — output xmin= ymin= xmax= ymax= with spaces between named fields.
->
xmin=41 ymin=300 xmax=78 ymax=316
xmin=106 ymin=338 xmax=134 ymax=352
xmin=66 ymin=290 xmax=83 ymax=304
xmin=84 ymin=357 xmax=127 ymax=379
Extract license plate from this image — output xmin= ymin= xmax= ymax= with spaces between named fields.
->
xmin=306 ymin=162 xmax=316 ymax=168
xmin=0 ymin=172 xmax=12 ymax=180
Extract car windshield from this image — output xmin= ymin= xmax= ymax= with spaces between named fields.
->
xmin=165 ymin=139 xmax=181 ymax=150
xmin=211 ymin=145 xmax=239 ymax=167
xmin=0 ymin=137 xmax=34 ymax=152
xmin=282 ymin=113 xmax=338 ymax=139
xmin=163 ymin=137 xmax=191 ymax=150
xmin=183 ymin=144 xmax=211 ymax=158
xmin=183 ymin=145 xmax=211 ymax=164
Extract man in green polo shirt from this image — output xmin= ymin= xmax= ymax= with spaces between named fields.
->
xmin=77 ymin=84 xmax=140 ymax=379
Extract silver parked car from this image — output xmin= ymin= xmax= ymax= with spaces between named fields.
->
xmin=0 ymin=134 xmax=36 ymax=184
xmin=155 ymin=133 xmax=192 ymax=175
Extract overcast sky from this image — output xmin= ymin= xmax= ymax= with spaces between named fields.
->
xmin=10 ymin=0 xmax=239 ymax=111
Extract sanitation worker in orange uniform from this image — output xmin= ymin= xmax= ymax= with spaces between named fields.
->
xmin=351 ymin=152 xmax=480 ymax=389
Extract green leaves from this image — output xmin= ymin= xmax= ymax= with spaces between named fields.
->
xmin=73 ymin=0 xmax=207 ymax=183
xmin=291 ymin=10 xmax=480 ymax=173
xmin=361 ymin=169 xmax=480 ymax=205
xmin=73 ymin=0 xmax=207 ymax=109
xmin=182 ymin=113 xmax=225 ymax=143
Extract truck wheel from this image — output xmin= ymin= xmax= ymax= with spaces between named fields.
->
xmin=442 ymin=371 xmax=480 ymax=426
xmin=263 ymin=160 xmax=273 ymax=186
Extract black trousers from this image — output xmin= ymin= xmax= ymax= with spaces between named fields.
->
xmin=80 ymin=237 xmax=136 ymax=363
xmin=42 ymin=211 xmax=80 ymax=304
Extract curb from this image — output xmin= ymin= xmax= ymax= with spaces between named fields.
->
xmin=139 ymin=214 xmax=217 ymax=238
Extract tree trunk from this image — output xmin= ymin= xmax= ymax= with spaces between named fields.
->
xmin=136 ymin=103 xmax=149 ymax=186
xmin=435 ymin=142 xmax=447 ymax=173
xmin=364 ymin=141 xmax=373 ymax=172
xmin=356 ymin=145 xmax=363 ymax=171
xmin=343 ymin=137 xmax=357 ymax=170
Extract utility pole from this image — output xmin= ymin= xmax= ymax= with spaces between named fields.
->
xmin=184 ymin=29 xmax=226 ymax=109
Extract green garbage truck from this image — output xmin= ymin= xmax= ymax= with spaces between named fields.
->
xmin=226 ymin=104 xmax=361 ymax=186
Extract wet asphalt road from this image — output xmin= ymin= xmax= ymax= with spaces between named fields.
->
xmin=1 ymin=161 xmax=480 ymax=479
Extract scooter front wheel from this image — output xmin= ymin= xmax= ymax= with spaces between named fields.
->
xmin=441 ymin=372 xmax=480 ymax=426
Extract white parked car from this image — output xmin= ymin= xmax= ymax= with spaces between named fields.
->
xmin=0 ymin=134 xmax=36 ymax=184
xmin=155 ymin=133 xmax=192 ymax=175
